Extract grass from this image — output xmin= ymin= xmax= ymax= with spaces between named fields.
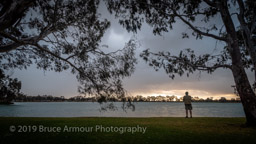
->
xmin=0 ymin=117 xmax=256 ymax=144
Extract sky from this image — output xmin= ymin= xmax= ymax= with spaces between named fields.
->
xmin=9 ymin=1 xmax=254 ymax=100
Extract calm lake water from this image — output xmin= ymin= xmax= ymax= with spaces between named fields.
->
xmin=0 ymin=102 xmax=245 ymax=117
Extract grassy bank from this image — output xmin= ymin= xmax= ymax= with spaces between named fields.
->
xmin=0 ymin=117 xmax=255 ymax=144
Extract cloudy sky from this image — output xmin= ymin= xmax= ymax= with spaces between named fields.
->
xmin=10 ymin=2 xmax=254 ymax=99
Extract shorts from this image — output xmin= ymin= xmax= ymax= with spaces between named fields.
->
xmin=185 ymin=104 xmax=192 ymax=110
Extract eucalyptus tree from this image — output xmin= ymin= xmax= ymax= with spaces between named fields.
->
xmin=106 ymin=0 xmax=256 ymax=125
xmin=0 ymin=0 xmax=137 ymax=105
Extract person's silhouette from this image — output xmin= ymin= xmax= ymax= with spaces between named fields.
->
xmin=183 ymin=92 xmax=193 ymax=118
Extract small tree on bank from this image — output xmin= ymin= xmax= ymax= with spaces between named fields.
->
xmin=0 ymin=0 xmax=137 ymax=106
xmin=106 ymin=0 xmax=256 ymax=126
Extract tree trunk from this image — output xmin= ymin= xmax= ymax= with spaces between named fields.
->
xmin=232 ymin=63 xmax=256 ymax=126
xmin=219 ymin=0 xmax=256 ymax=126
xmin=229 ymin=35 xmax=256 ymax=126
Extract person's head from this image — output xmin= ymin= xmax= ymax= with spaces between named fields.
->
xmin=185 ymin=92 xmax=189 ymax=95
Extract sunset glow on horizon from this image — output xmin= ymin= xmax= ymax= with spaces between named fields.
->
xmin=128 ymin=89 xmax=238 ymax=100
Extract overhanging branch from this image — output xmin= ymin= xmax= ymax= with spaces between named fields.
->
xmin=33 ymin=43 xmax=101 ymax=93
xmin=175 ymin=12 xmax=227 ymax=42
xmin=137 ymin=1 xmax=227 ymax=42
xmin=0 ymin=26 xmax=54 ymax=53
xmin=169 ymin=55 xmax=232 ymax=71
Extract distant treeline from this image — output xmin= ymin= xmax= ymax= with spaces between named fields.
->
xmin=14 ymin=94 xmax=241 ymax=103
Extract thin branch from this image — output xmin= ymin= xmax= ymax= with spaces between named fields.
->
xmin=170 ymin=55 xmax=232 ymax=70
xmin=137 ymin=1 xmax=227 ymax=41
xmin=56 ymin=30 xmax=69 ymax=44
xmin=196 ymin=64 xmax=231 ymax=70
xmin=33 ymin=43 xmax=78 ymax=70
xmin=33 ymin=43 xmax=101 ymax=93
xmin=203 ymin=0 xmax=218 ymax=7
xmin=41 ymin=37 xmax=59 ymax=44
xmin=65 ymin=54 xmax=76 ymax=60
xmin=175 ymin=12 xmax=227 ymax=41
xmin=237 ymin=0 xmax=246 ymax=25
xmin=52 ymin=32 xmax=62 ymax=44
xmin=251 ymin=14 xmax=256 ymax=33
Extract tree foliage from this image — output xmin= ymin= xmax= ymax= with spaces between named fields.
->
xmin=141 ymin=49 xmax=231 ymax=79
xmin=106 ymin=0 xmax=255 ymax=75
xmin=106 ymin=0 xmax=256 ymax=86
xmin=0 ymin=69 xmax=21 ymax=104
xmin=0 ymin=0 xmax=137 ymax=104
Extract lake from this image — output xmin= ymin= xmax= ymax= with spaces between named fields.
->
xmin=0 ymin=102 xmax=245 ymax=117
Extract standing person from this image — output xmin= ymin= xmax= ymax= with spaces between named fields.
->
xmin=183 ymin=92 xmax=193 ymax=118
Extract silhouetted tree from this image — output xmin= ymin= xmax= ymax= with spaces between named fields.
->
xmin=219 ymin=97 xmax=227 ymax=102
xmin=106 ymin=0 xmax=256 ymax=126
xmin=0 ymin=69 xmax=21 ymax=104
xmin=0 ymin=0 xmax=137 ymax=104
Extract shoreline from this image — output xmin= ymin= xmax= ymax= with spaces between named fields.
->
xmin=10 ymin=101 xmax=242 ymax=103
